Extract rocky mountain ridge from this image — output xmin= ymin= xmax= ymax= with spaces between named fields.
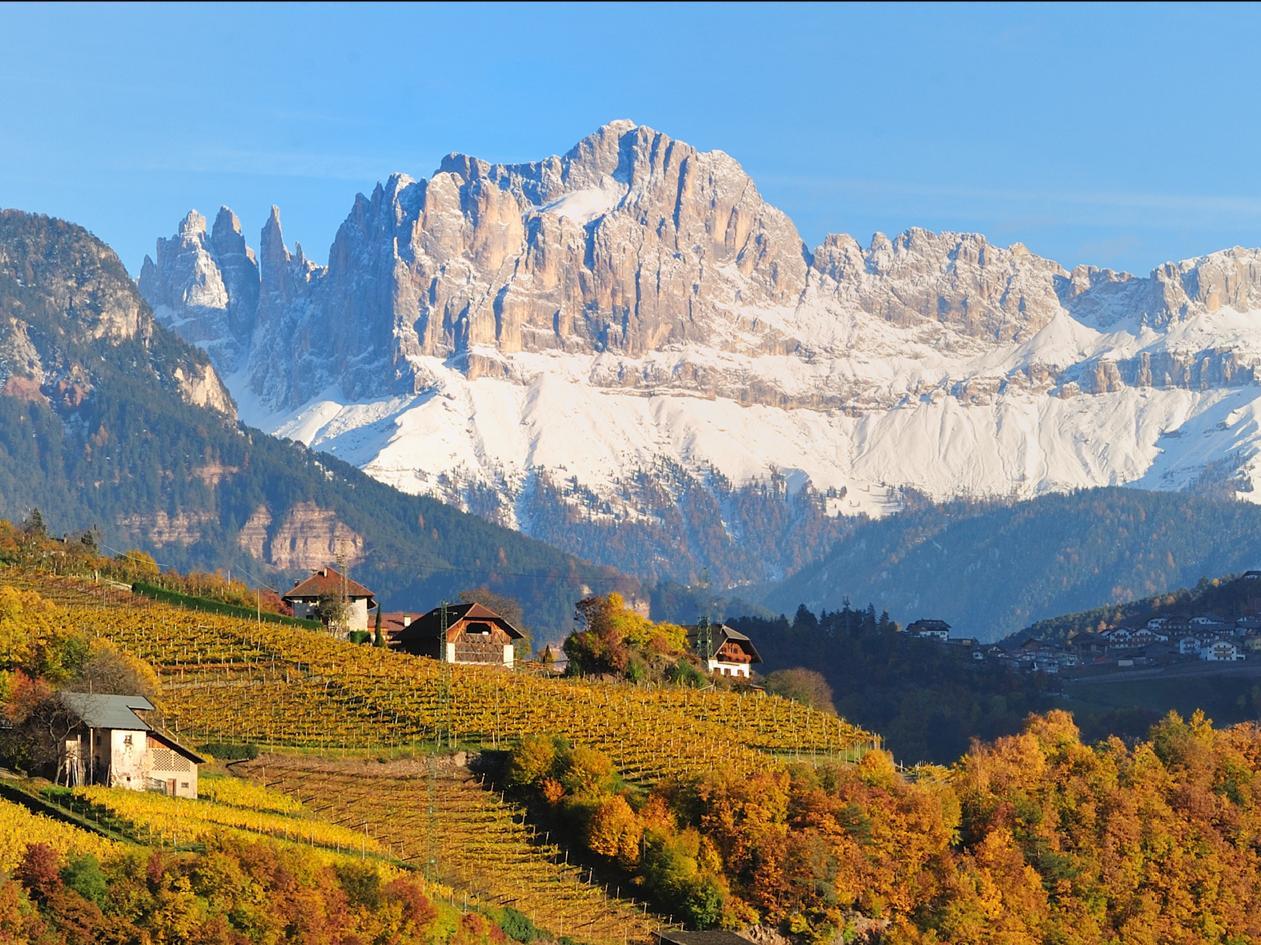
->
xmin=140 ymin=121 xmax=1261 ymax=584
xmin=0 ymin=209 xmax=636 ymax=627
xmin=2 ymin=211 xmax=233 ymax=416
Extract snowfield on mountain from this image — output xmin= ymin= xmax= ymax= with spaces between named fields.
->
xmin=141 ymin=120 xmax=1261 ymax=582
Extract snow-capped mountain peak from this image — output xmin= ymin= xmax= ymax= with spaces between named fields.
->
xmin=139 ymin=122 xmax=1261 ymax=586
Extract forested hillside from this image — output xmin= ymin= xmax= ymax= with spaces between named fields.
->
xmin=505 ymin=710 xmax=1261 ymax=944
xmin=1021 ymin=569 xmax=1261 ymax=643
xmin=763 ymin=489 xmax=1261 ymax=642
xmin=731 ymin=604 xmax=1054 ymax=762
xmin=0 ymin=211 xmax=636 ymax=632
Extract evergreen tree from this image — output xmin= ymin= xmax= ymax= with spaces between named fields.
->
xmin=793 ymin=603 xmax=819 ymax=633
xmin=21 ymin=508 xmax=44 ymax=537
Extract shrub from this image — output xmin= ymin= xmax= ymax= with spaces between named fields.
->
xmin=196 ymin=742 xmax=259 ymax=761
xmin=61 ymin=853 xmax=107 ymax=907
xmin=506 ymin=734 xmax=558 ymax=788
xmin=667 ymin=658 xmax=706 ymax=688
xmin=15 ymin=843 xmax=62 ymax=901
xmin=335 ymin=861 xmax=383 ymax=909
xmin=499 ymin=906 xmax=540 ymax=943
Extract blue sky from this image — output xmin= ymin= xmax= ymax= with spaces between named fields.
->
xmin=4 ymin=2 xmax=1261 ymax=275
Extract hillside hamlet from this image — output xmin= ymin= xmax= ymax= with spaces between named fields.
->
xmin=281 ymin=565 xmax=762 ymax=678
xmin=906 ymin=574 xmax=1261 ymax=677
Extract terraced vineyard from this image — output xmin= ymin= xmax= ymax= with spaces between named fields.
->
xmin=0 ymin=794 xmax=121 ymax=870
xmin=242 ymin=754 xmax=664 ymax=945
xmin=73 ymin=783 xmax=390 ymax=864
xmin=1 ymin=569 xmax=876 ymax=944
xmin=4 ymin=571 xmax=876 ymax=782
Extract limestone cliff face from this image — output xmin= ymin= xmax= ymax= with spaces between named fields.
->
xmin=145 ymin=122 xmax=814 ymax=409
xmin=135 ymin=123 xmax=1261 ymax=570
xmin=812 ymin=230 xmax=1069 ymax=342
xmin=141 ymin=122 xmax=1261 ymax=419
xmin=139 ymin=208 xmax=259 ymax=373
xmin=1059 ymin=248 xmax=1261 ymax=330
xmin=236 ymin=501 xmax=364 ymax=571
xmin=117 ymin=510 xmax=215 ymax=546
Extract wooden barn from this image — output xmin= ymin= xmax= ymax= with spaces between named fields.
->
xmin=688 ymin=622 xmax=762 ymax=678
xmin=394 ymin=602 xmax=525 ymax=667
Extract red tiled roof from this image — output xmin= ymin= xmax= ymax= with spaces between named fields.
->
xmin=378 ymin=611 xmax=421 ymax=639
xmin=282 ymin=566 xmax=376 ymax=603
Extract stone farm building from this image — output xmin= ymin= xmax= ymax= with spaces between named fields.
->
xmin=57 ymin=693 xmax=203 ymax=798
xmin=282 ymin=566 xmax=377 ymax=632
xmin=688 ymin=623 xmax=762 ymax=678
xmin=394 ymin=602 xmax=525 ymax=667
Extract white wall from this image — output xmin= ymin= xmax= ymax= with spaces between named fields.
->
xmin=347 ymin=598 xmax=369 ymax=631
xmin=290 ymin=597 xmax=370 ymax=631
xmin=108 ymin=729 xmax=149 ymax=789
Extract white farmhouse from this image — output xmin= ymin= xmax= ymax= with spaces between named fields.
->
xmin=1200 ymin=640 xmax=1245 ymax=662
xmin=1177 ymin=636 xmax=1203 ymax=656
xmin=906 ymin=619 xmax=951 ymax=642
xmin=282 ymin=566 xmax=377 ymax=633
xmin=58 ymin=693 xmax=203 ymax=798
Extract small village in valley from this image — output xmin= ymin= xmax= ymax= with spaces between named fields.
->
xmin=906 ymin=570 xmax=1261 ymax=678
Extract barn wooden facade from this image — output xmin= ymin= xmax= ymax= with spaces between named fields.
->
xmin=393 ymin=602 xmax=525 ymax=667
xmin=688 ymin=623 xmax=762 ymax=678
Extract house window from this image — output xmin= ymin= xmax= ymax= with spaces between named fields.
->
xmin=180 ymin=782 xmax=189 ymax=789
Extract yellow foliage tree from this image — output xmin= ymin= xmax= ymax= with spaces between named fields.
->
xmin=586 ymin=794 xmax=643 ymax=866
xmin=0 ymin=587 xmax=61 ymax=671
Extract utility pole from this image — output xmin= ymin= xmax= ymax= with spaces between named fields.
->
xmin=697 ymin=568 xmax=714 ymax=667
xmin=438 ymin=603 xmax=454 ymax=747
xmin=336 ymin=542 xmax=349 ymax=636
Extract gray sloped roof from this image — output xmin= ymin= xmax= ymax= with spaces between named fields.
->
xmin=59 ymin=692 xmax=154 ymax=730
xmin=58 ymin=692 xmax=203 ymax=764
